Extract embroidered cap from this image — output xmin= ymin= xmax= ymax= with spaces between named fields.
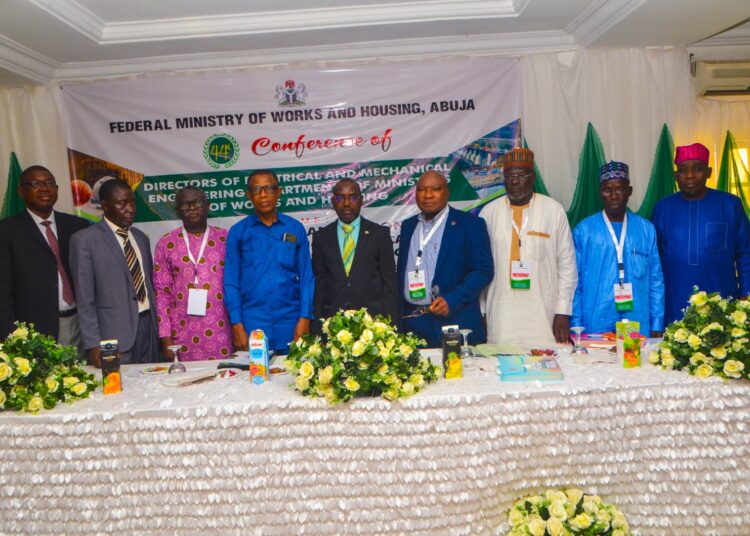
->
xmin=675 ymin=143 xmax=709 ymax=165
xmin=502 ymin=148 xmax=535 ymax=170
xmin=599 ymin=161 xmax=630 ymax=184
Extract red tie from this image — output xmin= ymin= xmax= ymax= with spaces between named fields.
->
xmin=41 ymin=221 xmax=75 ymax=305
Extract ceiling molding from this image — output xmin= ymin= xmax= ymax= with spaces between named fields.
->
xmin=690 ymin=25 xmax=750 ymax=48
xmin=27 ymin=0 xmax=525 ymax=45
xmin=566 ymin=0 xmax=648 ymax=47
xmin=0 ymin=35 xmax=58 ymax=83
xmin=53 ymin=31 xmax=576 ymax=82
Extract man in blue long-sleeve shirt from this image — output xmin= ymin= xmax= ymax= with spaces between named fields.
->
xmin=224 ymin=170 xmax=314 ymax=353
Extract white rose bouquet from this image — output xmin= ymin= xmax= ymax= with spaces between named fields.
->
xmin=649 ymin=288 xmax=750 ymax=380
xmin=505 ymin=488 xmax=633 ymax=536
xmin=0 ymin=322 xmax=98 ymax=413
xmin=285 ymin=308 xmax=441 ymax=404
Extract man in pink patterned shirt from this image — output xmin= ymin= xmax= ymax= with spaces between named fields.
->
xmin=153 ymin=187 xmax=232 ymax=361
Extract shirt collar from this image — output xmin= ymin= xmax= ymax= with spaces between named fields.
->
xmin=248 ymin=212 xmax=282 ymax=227
xmin=338 ymin=216 xmax=361 ymax=231
xmin=27 ymin=209 xmax=55 ymax=227
xmin=103 ymin=215 xmax=129 ymax=235
xmin=418 ymin=205 xmax=449 ymax=226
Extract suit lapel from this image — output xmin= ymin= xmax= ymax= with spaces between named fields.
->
xmin=398 ymin=216 xmax=418 ymax=280
xmin=98 ymin=219 xmax=133 ymax=284
xmin=20 ymin=210 xmax=54 ymax=259
xmin=434 ymin=206 xmax=457 ymax=278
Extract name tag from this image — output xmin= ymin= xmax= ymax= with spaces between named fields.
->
xmin=614 ymin=283 xmax=634 ymax=312
xmin=187 ymin=288 xmax=208 ymax=316
xmin=510 ymin=260 xmax=531 ymax=289
xmin=408 ymin=270 xmax=427 ymax=300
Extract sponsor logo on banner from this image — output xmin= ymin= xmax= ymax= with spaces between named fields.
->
xmin=203 ymin=133 xmax=240 ymax=169
xmin=275 ymin=80 xmax=307 ymax=107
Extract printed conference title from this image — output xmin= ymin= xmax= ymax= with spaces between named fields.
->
xmin=107 ymin=99 xmax=475 ymax=158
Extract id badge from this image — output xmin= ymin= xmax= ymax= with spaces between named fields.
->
xmin=408 ymin=270 xmax=427 ymax=300
xmin=510 ymin=260 xmax=531 ymax=289
xmin=614 ymin=283 xmax=634 ymax=312
xmin=187 ymin=288 xmax=208 ymax=316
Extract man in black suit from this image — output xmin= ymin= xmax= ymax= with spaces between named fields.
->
xmin=0 ymin=166 xmax=89 ymax=346
xmin=312 ymin=178 xmax=398 ymax=331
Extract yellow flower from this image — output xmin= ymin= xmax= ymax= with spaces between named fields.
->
xmin=11 ymin=326 xmax=29 ymax=339
xmin=0 ymin=390 xmax=5 ymax=408
xmin=723 ymin=360 xmax=745 ymax=379
xmin=344 ymin=309 xmax=356 ymax=317
xmin=299 ymin=361 xmax=315 ymax=379
xmin=694 ymin=364 xmax=714 ymax=378
xmin=673 ymin=328 xmax=688 ymax=343
xmin=596 ymin=509 xmax=611 ymax=526
xmin=71 ymin=382 xmax=87 ymax=396
xmin=731 ymin=327 xmax=746 ymax=337
xmin=344 ymin=377 xmax=360 ymax=392
xmin=318 ymin=365 xmax=333 ymax=385
xmin=662 ymin=355 xmax=676 ymax=369
xmin=408 ymin=373 xmax=425 ymax=388
xmin=360 ymin=329 xmax=374 ymax=344
xmin=336 ymin=330 xmax=353 ymax=345
xmin=378 ymin=363 xmax=388 ymax=375
xmin=330 ymin=345 xmax=341 ymax=359
xmin=545 ymin=490 xmax=567 ymax=503
xmin=399 ymin=343 xmax=413 ymax=358
xmin=294 ymin=375 xmax=310 ymax=391
xmin=0 ymin=351 xmax=8 ymax=362
xmin=283 ymin=358 xmax=298 ymax=373
xmin=731 ymin=310 xmax=747 ymax=325
xmin=710 ymin=346 xmax=727 ymax=359
xmin=508 ymin=508 xmax=527 ymax=525
xmin=382 ymin=387 xmax=399 ymax=401
xmin=546 ymin=517 xmax=565 ymax=536
xmin=386 ymin=339 xmax=395 ymax=350
xmin=582 ymin=497 xmax=599 ymax=514
xmin=661 ymin=347 xmax=673 ymax=358
xmin=401 ymin=382 xmax=415 ymax=396
xmin=13 ymin=357 xmax=31 ymax=376
xmin=363 ymin=312 xmax=373 ymax=325
xmin=352 ymin=340 xmax=365 ymax=357
xmin=27 ymin=395 xmax=43 ymax=412
xmin=647 ymin=350 xmax=660 ymax=364
xmin=611 ymin=512 xmax=628 ymax=530
xmin=316 ymin=384 xmax=332 ymax=397
xmin=689 ymin=291 xmax=708 ymax=307
xmin=358 ymin=361 xmax=368 ymax=369
xmin=379 ymin=346 xmax=390 ymax=359
xmin=527 ymin=519 xmax=545 ymax=536
xmin=0 ymin=362 xmax=11 ymax=382
xmin=732 ymin=341 xmax=745 ymax=352
xmin=687 ymin=334 xmax=702 ymax=349
xmin=63 ymin=376 xmax=78 ymax=387
xmin=569 ymin=513 xmax=593 ymax=530
xmin=46 ymin=377 xmax=60 ymax=392
xmin=689 ymin=352 xmax=708 ymax=365
xmin=307 ymin=343 xmax=322 ymax=357
xmin=548 ymin=500 xmax=568 ymax=521
xmin=324 ymin=389 xmax=338 ymax=404
xmin=565 ymin=488 xmax=583 ymax=506
xmin=321 ymin=319 xmax=330 ymax=335
xmin=384 ymin=374 xmax=399 ymax=385
xmin=373 ymin=322 xmax=388 ymax=335
xmin=612 ymin=530 xmax=627 ymax=536
xmin=697 ymin=304 xmax=710 ymax=316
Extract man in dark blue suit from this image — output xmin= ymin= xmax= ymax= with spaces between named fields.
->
xmin=397 ymin=171 xmax=493 ymax=347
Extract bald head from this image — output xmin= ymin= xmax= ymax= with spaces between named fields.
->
xmin=415 ymin=171 xmax=449 ymax=220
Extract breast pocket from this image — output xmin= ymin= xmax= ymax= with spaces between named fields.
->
xmin=524 ymin=231 xmax=551 ymax=261
xmin=706 ymin=222 xmax=728 ymax=251
xmin=628 ymin=249 xmax=649 ymax=279
xmin=277 ymin=240 xmax=297 ymax=269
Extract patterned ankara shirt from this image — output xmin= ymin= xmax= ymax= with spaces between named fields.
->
xmin=153 ymin=226 xmax=232 ymax=361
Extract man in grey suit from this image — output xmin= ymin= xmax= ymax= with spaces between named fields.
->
xmin=70 ymin=179 xmax=160 ymax=366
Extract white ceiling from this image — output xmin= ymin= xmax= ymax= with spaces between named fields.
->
xmin=0 ymin=0 xmax=748 ymax=87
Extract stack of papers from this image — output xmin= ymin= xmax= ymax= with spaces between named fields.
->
xmin=497 ymin=355 xmax=563 ymax=382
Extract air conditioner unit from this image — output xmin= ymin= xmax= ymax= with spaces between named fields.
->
xmin=694 ymin=60 xmax=750 ymax=99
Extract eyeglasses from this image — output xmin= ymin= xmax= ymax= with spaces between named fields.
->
xmin=20 ymin=180 xmax=58 ymax=190
xmin=248 ymin=185 xmax=280 ymax=196
xmin=177 ymin=200 xmax=205 ymax=211
xmin=332 ymin=193 xmax=362 ymax=204
xmin=403 ymin=286 xmax=441 ymax=318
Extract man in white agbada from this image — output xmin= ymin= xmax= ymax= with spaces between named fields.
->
xmin=481 ymin=148 xmax=577 ymax=344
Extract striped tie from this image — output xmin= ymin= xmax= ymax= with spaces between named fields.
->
xmin=115 ymin=228 xmax=147 ymax=302
xmin=342 ymin=224 xmax=355 ymax=276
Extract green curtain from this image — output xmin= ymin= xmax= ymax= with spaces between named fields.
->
xmin=1 ymin=152 xmax=24 ymax=219
xmin=566 ymin=123 xmax=606 ymax=227
xmin=522 ymin=137 xmax=550 ymax=196
xmin=716 ymin=130 xmax=750 ymax=219
xmin=637 ymin=123 xmax=676 ymax=219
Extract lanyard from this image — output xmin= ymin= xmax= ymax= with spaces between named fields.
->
xmin=511 ymin=213 xmax=529 ymax=261
xmin=182 ymin=227 xmax=210 ymax=285
xmin=415 ymin=209 xmax=448 ymax=269
xmin=603 ymin=211 xmax=628 ymax=285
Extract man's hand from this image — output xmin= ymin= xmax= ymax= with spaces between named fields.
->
xmin=552 ymin=314 xmax=571 ymax=344
xmin=650 ymin=330 xmax=663 ymax=338
xmin=232 ymin=323 xmax=249 ymax=351
xmin=429 ymin=297 xmax=450 ymax=317
xmin=161 ymin=337 xmax=175 ymax=360
xmin=293 ymin=318 xmax=311 ymax=342
xmin=87 ymin=347 xmax=102 ymax=368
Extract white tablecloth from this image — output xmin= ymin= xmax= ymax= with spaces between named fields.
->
xmin=1 ymin=349 xmax=749 ymax=535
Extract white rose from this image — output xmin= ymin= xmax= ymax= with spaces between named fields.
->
xmin=611 ymin=512 xmax=628 ymax=530
xmin=527 ymin=518 xmax=545 ymax=536
xmin=351 ymin=340 xmax=366 ymax=357
xmin=545 ymin=490 xmax=567 ymax=503
xmin=363 ymin=312 xmax=373 ymax=325
xmin=648 ymin=350 xmax=661 ymax=364
xmin=307 ymin=343 xmax=322 ymax=357
xmin=343 ymin=309 xmax=356 ymax=318
xmin=596 ymin=508 xmax=611 ymax=526
xmin=401 ymin=382 xmax=415 ymax=396
xmin=565 ymin=488 xmax=584 ymax=506
xmin=508 ymin=507 xmax=527 ymax=526
xmin=582 ymin=497 xmax=599 ymax=514
xmin=546 ymin=517 xmax=565 ymax=536
xmin=548 ymin=500 xmax=568 ymax=521
xmin=321 ymin=319 xmax=330 ymax=335
xmin=662 ymin=355 xmax=676 ymax=369
xmin=360 ymin=329 xmax=374 ymax=344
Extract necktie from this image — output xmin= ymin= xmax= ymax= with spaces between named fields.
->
xmin=342 ymin=224 xmax=355 ymax=276
xmin=41 ymin=221 xmax=75 ymax=305
xmin=115 ymin=227 xmax=147 ymax=302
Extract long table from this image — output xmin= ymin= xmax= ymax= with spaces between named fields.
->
xmin=1 ymin=349 xmax=749 ymax=535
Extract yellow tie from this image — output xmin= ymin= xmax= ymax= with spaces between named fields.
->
xmin=342 ymin=224 xmax=355 ymax=276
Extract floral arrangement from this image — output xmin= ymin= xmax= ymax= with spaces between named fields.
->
xmin=648 ymin=288 xmax=750 ymax=380
xmin=505 ymin=488 xmax=632 ymax=536
xmin=285 ymin=308 xmax=441 ymax=404
xmin=0 ymin=323 xmax=98 ymax=413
